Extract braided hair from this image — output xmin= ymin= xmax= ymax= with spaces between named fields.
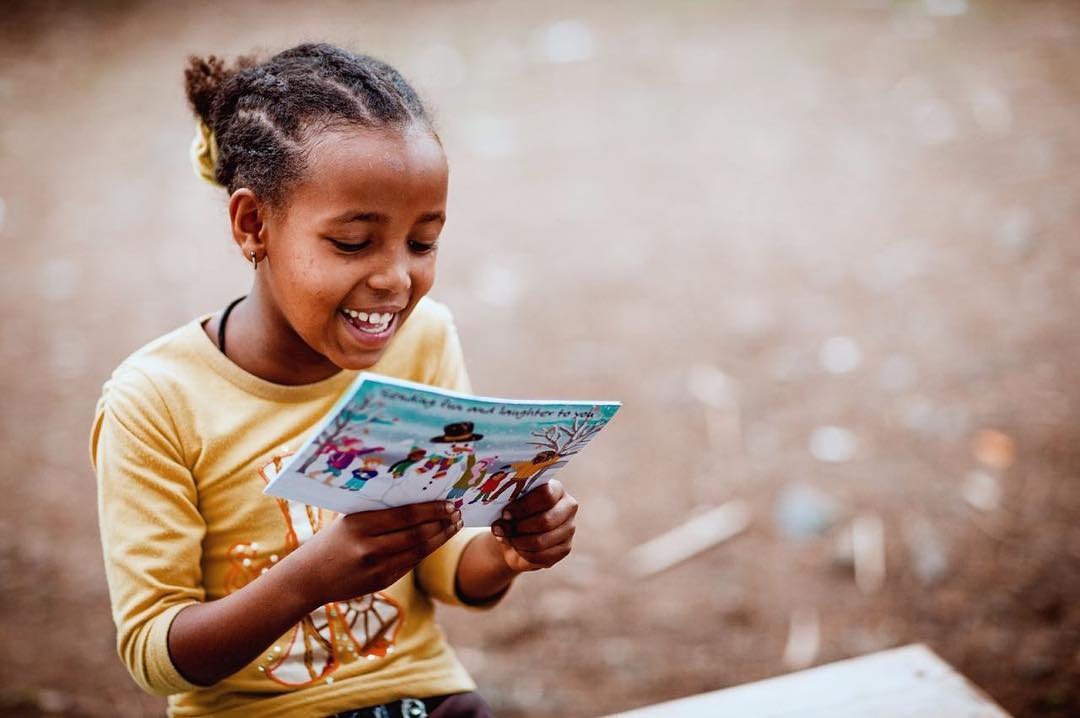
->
xmin=183 ymin=43 xmax=435 ymax=209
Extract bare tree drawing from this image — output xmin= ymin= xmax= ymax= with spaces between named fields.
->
xmin=297 ymin=396 xmax=388 ymax=473
xmin=527 ymin=413 xmax=607 ymax=457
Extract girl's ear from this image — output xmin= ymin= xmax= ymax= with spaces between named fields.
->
xmin=227 ymin=188 xmax=269 ymax=265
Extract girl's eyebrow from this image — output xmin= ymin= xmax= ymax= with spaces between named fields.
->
xmin=331 ymin=210 xmax=388 ymax=224
xmin=330 ymin=210 xmax=445 ymax=224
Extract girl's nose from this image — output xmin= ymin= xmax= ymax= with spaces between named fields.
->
xmin=366 ymin=255 xmax=411 ymax=294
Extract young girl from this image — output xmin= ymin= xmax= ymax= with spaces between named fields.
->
xmin=90 ymin=43 xmax=579 ymax=718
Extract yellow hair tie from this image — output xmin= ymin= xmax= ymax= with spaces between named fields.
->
xmin=190 ymin=117 xmax=223 ymax=187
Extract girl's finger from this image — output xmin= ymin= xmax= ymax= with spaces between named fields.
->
xmin=501 ymin=480 xmax=565 ymax=521
xmin=386 ymin=519 xmax=463 ymax=570
xmin=508 ymin=521 xmax=575 ymax=553
xmin=509 ymin=494 xmax=578 ymax=535
xmin=356 ymin=501 xmax=458 ymax=535
xmin=376 ymin=516 xmax=460 ymax=556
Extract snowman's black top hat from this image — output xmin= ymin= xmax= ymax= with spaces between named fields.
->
xmin=430 ymin=422 xmax=484 ymax=443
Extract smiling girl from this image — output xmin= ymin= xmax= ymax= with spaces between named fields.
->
xmin=90 ymin=43 xmax=578 ymax=718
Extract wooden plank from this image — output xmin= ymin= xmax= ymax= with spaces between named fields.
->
xmin=603 ymin=644 xmax=1013 ymax=718
xmin=625 ymin=501 xmax=751 ymax=577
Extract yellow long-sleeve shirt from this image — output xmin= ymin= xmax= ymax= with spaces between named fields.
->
xmin=90 ymin=297 xmax=496 ymax=717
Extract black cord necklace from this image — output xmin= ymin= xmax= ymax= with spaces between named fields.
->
xmin=217 ymin=295 xmax=246 ymax=357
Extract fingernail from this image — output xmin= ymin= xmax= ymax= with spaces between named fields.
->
xmin=443 ymin=502 xmax=454 ymax=514
xmin=501 ymin=510 xmax=511 ymax=521
xmin=492 ymin=525 xmax=505 ymax=538
xmin=456 ymin=519 xmax=464 ymax=530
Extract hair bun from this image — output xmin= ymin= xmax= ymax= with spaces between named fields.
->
xmin=183 ymin=55 xmax=232 ymax=127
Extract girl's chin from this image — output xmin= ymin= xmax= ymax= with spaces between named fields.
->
xmin=334 ymin=354 xmax=383 ymax=371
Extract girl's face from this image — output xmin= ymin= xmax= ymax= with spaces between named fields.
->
xmin=253 ymin=125 xmax=449 ymax=373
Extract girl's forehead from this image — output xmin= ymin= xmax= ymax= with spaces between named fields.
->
xmin=290 ymin=125 xmax=447 ymax=218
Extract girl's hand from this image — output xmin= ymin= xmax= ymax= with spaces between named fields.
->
xmin=169 ymin=500 xmax=461 ymax=687
xmin=287 ymin=500 xmax=462 ymax=607
xmin=489 ymin=480 xmax=578 ymax=573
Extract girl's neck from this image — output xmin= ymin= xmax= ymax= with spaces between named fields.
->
xmin=214 ymin=283 xmax=344 ymax=386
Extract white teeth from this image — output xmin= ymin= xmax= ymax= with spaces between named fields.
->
xmin=343 ymin=309 xmax=395 ymax=330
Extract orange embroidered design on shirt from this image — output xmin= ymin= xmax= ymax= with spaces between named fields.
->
xmin=224 ymin=451 xmax=403 ymax=687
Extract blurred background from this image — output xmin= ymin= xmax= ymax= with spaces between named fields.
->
xmin=1 ymin=0 xmax=1078 ymax=716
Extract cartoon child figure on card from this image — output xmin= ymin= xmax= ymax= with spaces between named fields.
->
xmin=471 ymin=466 xmax=511 ymax=505
xmin=342 ymin=468 xmax=377 ymax=491
xmin=341 ymin=455 xmax=384 ymax=492
xmin=386 ymin=447 xmax=427 ymax=479
xmin=446 ymin=456 xmax=496 ymax=509
xmin=317 ymin=437 xmax=384 ymax=485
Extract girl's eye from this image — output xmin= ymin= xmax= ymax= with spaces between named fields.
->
xmin=328 ymin=238 xmax=370 ymax=253
xmin=409 ymin=240 xmax=438 ymax=254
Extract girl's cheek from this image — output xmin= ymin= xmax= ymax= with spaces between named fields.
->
xmin=413 ymin=262 xmax=436 ymax=292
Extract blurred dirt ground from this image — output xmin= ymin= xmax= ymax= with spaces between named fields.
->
xmin=1 ymin=0 xmax=1079 ymax=716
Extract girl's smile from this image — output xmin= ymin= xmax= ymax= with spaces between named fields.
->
xmin=338 ymin=306 xmax=400 ymax=346
xmin=217 ymin=124 xmax=449 ymax=385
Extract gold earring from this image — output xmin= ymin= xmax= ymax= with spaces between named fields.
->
xmin=250 ymin=250 xmax=259 ymax=270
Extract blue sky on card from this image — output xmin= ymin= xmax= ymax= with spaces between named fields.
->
xmin=331 ymin=382 xmax=620 ymax=457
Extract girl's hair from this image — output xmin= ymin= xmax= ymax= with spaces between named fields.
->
xmin=183 ymin=42 xmax=434 ymax=208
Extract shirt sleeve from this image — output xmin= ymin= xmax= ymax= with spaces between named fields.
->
xmin=415 ymin=527 xmax=503 ymax=609
xmin=90 ymin=366 xmax=205 ymax=695
xmin=414 ymin=305 xmax=506 ymax=609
